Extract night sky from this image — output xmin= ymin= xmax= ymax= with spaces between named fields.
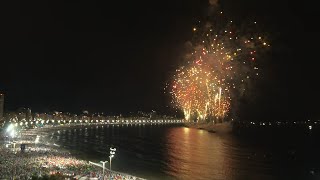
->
xmin=1 ymin=0 xmax=319 ymax=120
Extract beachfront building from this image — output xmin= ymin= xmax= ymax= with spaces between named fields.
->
xmin=1 ymin=107 xmax=183 ymax=128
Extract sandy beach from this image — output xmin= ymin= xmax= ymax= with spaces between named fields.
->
xmin=0 ymin=124 xmax=145 ymax=179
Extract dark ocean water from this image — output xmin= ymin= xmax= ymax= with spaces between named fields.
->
xmin=50 ymin=124 xmax=320 ymax=180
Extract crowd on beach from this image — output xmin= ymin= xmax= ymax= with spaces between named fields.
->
xmin=0 ymin=143 xmax=98 ymax=179
xmin=0 ymin=128 xmax=145 ymax=180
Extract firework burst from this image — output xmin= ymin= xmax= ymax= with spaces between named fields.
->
xmin=170 ymin=12 xmax=269 ymax=123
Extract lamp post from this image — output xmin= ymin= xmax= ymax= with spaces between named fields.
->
xmin=109 ymin=147 xmax=116 ymax=171
xmin=7 ymin=124 xmax=15 ymax=140
xmin=100 ymin=160 xmax=108 ymax=179
xmin=6 ymin=124 xmax=16 ymax=150
xmin=89 ymin=161 xmax=107 ymax=179
xmin=109 ymin=155 xmax=114 ymax=171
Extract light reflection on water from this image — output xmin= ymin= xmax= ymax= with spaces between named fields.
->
xmin=164 ymin=127 xmax=227 ymax=179
xmin=51 ymin=125 xmax=320 ymax=180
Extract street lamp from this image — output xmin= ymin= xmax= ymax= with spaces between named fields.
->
xmin=6 ymin=124 xmax=14 ymax=133
xmin=109 ymin=147 xmax=116 ymax=170
xmin=100 ymin=160 xmax=108 ymax=178
xmin=6 ymin=124 xmax=16 ymax=149
xmin=10 ymin=129 xmax=15 ymax=138
xmin=89 ymin=161 xmax=107 ymax=179
xmin=7 ymin=124 xmax=15 ymax=140
xmin=109 ymin=155 xmax=114 ymax=170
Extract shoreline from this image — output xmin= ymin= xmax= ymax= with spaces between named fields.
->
xmin=0 ymin=124 xmax=147 ymax=179
xmin=0 ymin=128 xmax=98 ymax=179
xmin=184 ymin=121 xmax=233 ymax=133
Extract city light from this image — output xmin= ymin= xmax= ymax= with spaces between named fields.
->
xmin=6 ymin=124 xmax=14 ymax=132
xmin=10 ymin=129 xmax=15 ymax=138
xmin=109 ymin=147 xmax=116 ymax=170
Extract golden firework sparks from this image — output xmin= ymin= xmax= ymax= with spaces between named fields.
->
xmin=170 ymin=14 xmax=269 ymax=123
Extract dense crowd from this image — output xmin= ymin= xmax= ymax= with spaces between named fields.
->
xmin=0 ymin=146 xmax=39 ymax=179
xmin=103 ymin=171 xmax=140 ymax=180
xmin=0 ymin=129 xmax=145 ymax=180
xmin=0 ymin=143 xmax=98 ymax=179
